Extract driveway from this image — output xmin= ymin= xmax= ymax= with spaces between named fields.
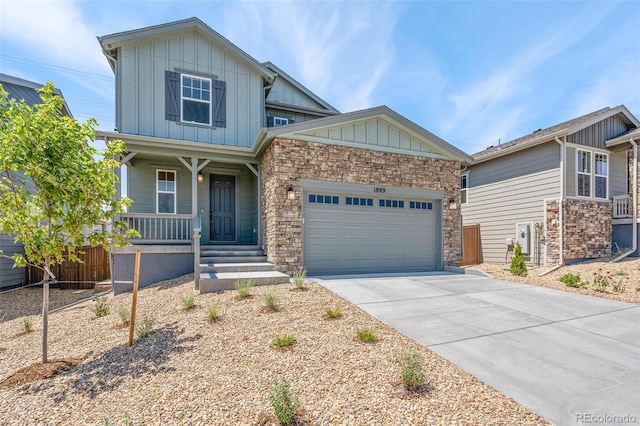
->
xmin=314 ymin=272 xmax=640 ymax=426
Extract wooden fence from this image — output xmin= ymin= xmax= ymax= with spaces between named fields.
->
xmin=25 ymin=246 xmax=110 ymax=289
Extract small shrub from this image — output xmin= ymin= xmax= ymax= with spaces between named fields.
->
xmin=272 ymin=334 xmax=295 ymax=348
xmin=636 ymin=287 xmax=640 ymax=292
xmin=235 ymin=277 xmax=254 ymax=298
xmin=269 ymin=378 xmax=300 ymax=424
xmin=116 ymin=306 xmax=131 ymax=326
xmin=22 ymin=316 xmax=34 ymax=333
xmin=325 ymin=307 xmax=342 ymax=319
xmin=509 ymin=242 xmax=528 ymax=277
xmin=592 ymin=270 xmax=610 ymax=292
xmin=180 ymin=292 xmax=196 ymax=309
xmin=357 ymin=328 xmax=376 ymax=343
xmin=94 ymin=296 xmax=110 ymax=318
xmin=263 ymin=292 xmax=279 ymax=311
xmin=558 ymin=273 xmax=582 ymax=288
xmin=614 ymin=269 xmax=626 ymax=276
xmin=291 ymin=268 xmax=307 ymax=288
xmin=135 ymin=316 xmax=155 ymax=339
xmin=206 ymin=301 xmax=219 ymax=322
xmin=395 ymin=348 xmax=427 ymax=389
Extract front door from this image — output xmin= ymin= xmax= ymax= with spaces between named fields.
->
xmin=210 ymin=174 xmax=236 ymax=242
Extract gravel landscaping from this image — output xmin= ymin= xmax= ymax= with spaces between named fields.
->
xmin=0 ymin=275 xmax=548 ymax=425
xmin=470 ymin=257 xmax=640 ymax=304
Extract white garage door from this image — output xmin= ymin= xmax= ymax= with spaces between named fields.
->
xmin=303 ymin=191 xmax=440 ymax=275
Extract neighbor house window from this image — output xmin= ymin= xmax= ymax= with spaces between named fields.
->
xmin=182 ymin=75 xmax=211 ymax=125
xmin=165 ymin=71 xmax=226 ymax=127
xmin=273 ymin=117 xmax=289 ymax=126
xmin=577 ymin=149 xmax=608 ymax=199
xmin=157 ymin=170 xmax=176 ymax=214
xmin=460 ymin=173 xmax=468 ymax=204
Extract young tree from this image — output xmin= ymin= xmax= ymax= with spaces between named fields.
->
xmin=0 ymin=82 xmax=136 ymax=363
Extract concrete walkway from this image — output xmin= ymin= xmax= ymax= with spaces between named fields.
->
xmin=314 ymin=272 xmax=640 ymax=426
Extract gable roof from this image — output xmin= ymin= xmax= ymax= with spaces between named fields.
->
xmin=472 ymin=105 xmax=639 ymax=163
xmin=262 ymin=61 xmax=339 ymax=114
xmin=254 ymin=105 xmax=473 ymax=164
xmin=98 ymin=17 xmax=275 ymax=82
xmin=0 ymin=73 xmax=72 ymax=117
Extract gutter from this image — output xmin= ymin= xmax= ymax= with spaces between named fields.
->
xmin=610 ymin=137 xmax=638 ymax=262
xmin=540 ymin=136 xmax=566 ymax=276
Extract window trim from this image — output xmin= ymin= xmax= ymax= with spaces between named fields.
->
xmin=180 ymin=73 xmax=212 ymax=126
xmin=156 ymin=169 xmax=177 ymax=214
xmin=576 ymin=149 xmax=608 ymax=200
xmin=460 ymin=173 xmax=468 ymax=205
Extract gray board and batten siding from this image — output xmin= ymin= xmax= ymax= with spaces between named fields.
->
xmin=461 ymin=141 xmax=561 ymax=264
xmin=115 ymin=32 xmax=265 ymax=146
xmin=0 ymin=233 xmax=25 ymax=288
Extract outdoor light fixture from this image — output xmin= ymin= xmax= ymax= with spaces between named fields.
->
xmin=448 ymin=198 xmax=457 ymax=210
xmin=287 ymin=184 xmax=296 ymax=200
xmin=197 ymin=172 xmax=204 ymax=183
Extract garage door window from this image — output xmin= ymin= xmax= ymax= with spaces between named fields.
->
xmin=346 ymin=196 xmax=373 ymax=206
xmin=410 ymin=201 xmax=433 ymax=210
xmin=308 ymin=194 xmax=339 ymax=204
xmin=379 ymin=199 xmax=405 ymax=208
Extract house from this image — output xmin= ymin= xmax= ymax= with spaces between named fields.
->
xmin=0 ymin=74 xmax=72 ymax=289
xmin=461 ymin=106 xmax=640 ymax=267
xmin=95 ymin=18 xmax=473 ymax=293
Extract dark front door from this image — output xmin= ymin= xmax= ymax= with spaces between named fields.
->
xmin=210 ymin=174 xmax=236 ymax=242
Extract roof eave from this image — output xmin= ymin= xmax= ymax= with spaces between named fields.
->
xmin=472 ymin=131 xmax=565 ymax=164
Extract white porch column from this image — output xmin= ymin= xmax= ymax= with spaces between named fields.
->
xmin=191 ymin=157 xmax=198 ymax=219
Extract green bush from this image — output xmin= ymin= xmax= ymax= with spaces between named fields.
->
xmin=263 ymin=292 xmax=279 ymax=311
xmin=291 ymin=269 xmax=307 ymax=288
xmin=180 ymin=292 xmax=196 ymax=309
xmin=510 ymin=242 xmax=528 ymax=277
xmin=325 ymin=307 xmax=342 ymax=319
xmin=135 ymin=316 xmax=155 ymax=338
xmin=558 ymin=273 xmax=582 ymax=287
xmin=22 ymin=316 xmax=34 ymax=333
xmin=357 ymin=328 xmax=376 ymax=343
xmin=116 ymin=306 xmax=130 ymax=325
xmin=395 ymin=348 xmax=427 ymax=389
xmin=269 ymin=378 xmax=300 ymax=424
xmin=94 ymin=296 xmax=110 ymax=318
xmin=234 ymin=277 xmax=254 ymax=298
xmin=272 ymin=334 xmax=295 ymax=348
xmin=206 ymin=301 xmax=219 ymax=322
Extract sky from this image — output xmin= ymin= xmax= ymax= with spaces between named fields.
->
xmin=1 ymin=0 xmax=639 ymax=155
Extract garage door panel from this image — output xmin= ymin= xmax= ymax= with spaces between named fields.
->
xmin=304 ymin=191 xmax=440 ymax=275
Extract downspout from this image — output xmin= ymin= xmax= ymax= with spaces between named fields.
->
xmin=610 ymin=138 xmax=638 ymax=262
xmin=540 ymin=136 xmax=565 ymax=276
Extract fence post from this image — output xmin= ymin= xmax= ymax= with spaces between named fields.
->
xmin=193 ymin=215 xmax=201 ymax=290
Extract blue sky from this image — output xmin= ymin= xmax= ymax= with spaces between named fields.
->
xmin=1 ymin=0 xmax=639 ymax=155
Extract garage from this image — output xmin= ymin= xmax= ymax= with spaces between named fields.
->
xmin=302 ymin=181 xmax=442 ymax=275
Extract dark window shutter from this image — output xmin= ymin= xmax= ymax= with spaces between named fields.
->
xmin=266 ymin=116 xmax=274 ymax=127
xmin=212 ymin=79 xmax=226 ymax=127
xmin=165 ymin=71 xmax=180 ymax=121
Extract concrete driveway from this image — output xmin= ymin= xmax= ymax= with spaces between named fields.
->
xmin=314 ymin=271 xmax=640 ymax=426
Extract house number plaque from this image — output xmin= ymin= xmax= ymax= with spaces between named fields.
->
xmin=374 ymin=187 xmax=386 ymax=193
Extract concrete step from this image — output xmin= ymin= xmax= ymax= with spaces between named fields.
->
xmin=200 ymin=245 xmax=261 ymax=251
xmin=200 ymin=256 xmax=268 ymax=263
xmin=200 ymin=262 xmax=276 ymax=273
xmin=200 ymin=250 xmax=265 ymax=257
xmin=199 ymin=271 xmax=291 ymax=293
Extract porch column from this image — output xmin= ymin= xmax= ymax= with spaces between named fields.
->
xmin=191 ymin=157 xmax=198 ymax=219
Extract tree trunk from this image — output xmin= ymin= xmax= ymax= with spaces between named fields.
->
xmin=42 ymin=264 xmax=55 ymax=364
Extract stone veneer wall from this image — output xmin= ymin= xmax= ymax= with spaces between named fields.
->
xmin=545 ymin=200 xmax=560 ymax=266
xmin=260 ymin=138 xmax=462 ymax=273
xmin=562 ymin=199 xmax=612 ymax=261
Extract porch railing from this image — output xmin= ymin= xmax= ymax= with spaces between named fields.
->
xmin=121 ymin=213 xmax=192 ymax=243
xmin=612 ymin=195 xmax=630 ymax=219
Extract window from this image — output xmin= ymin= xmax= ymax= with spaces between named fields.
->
xmin=182 ymin=75 xmax=211 ymax=125
xmin=379 ymin=199 xmax=405 ymax=208
xmin=409 ymin=201 xmax=433 ymax=210
xmin=165 ymin=71 xmax=226 ymax=127
xmin=308 ymin=194 xmax=339 ymax=205
xmin=157 ymin=170 xmax=176 ymax=214
xmin=273 ymin=117 xmax=289 ymax=126
xmin=577 ymin=150 xmax=608 ymax=199
xmin=346 ymin=196 xmax=373 ymax=206
xmin=461 ymin=173 xmax=468 ymax=204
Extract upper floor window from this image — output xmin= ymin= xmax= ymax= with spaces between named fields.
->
xmin=157 ymin=170 xmax=176 ymax=214
xmin=182 ymin=75 xmax=211 ymax=125
xmin=273 ymin=117 xmax=289 ymax=126
xmin=165 ymin=71 xmax=226 ymax=128
xmin=460 ymin=173 xmax=468 ymax=204
xmin=577 ymin=149 xmax=608 ymax=199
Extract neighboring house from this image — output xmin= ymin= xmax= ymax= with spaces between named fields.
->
xmin=461 ymin=106 xmax=640 ymax=267
xmin=0 ymin=74 xmax=72 ymax=289
xmin=95 ymin=17 xmax=472 ymax=293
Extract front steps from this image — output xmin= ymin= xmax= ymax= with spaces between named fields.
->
xmin=198 ymin=245 xmax=290 ymax=293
